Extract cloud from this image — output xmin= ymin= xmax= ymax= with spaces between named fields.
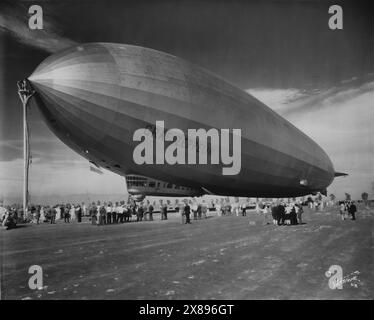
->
xmin=248 ymin=74 xmax=374 ymax=117
xmin=0 ymin=2 xmax=77 ymax=53
xmin=247 ymin=79 xmax=374 ymax=200
xmin=246 ymin=88 xmax=306 ymax=112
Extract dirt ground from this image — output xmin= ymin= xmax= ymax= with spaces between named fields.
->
xmin=1 ymin=206 xmax=373 ymax=300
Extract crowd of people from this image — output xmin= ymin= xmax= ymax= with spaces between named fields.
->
xmin=88 ymin=200 xmax=156 ymax=225
xmin=268 ymin=201 xmax=304 ymax=226
xmin=207 ymin=199 xmax=304 ymax=226
xmin=0 ymin=196 xmax=361 ymax=230
xmin=0 ymin=199 xmax=180 ymax=228
xmin=24 ymin=203 xmax=86 ymax=224
xmin=339 ymin=201 xmax=357 ymax=221
xmin=178 ymin=199 xmax=210 ymax=224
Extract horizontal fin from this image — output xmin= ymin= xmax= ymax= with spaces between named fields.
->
xmin=334 ymin=172 xmax=348 ymax=177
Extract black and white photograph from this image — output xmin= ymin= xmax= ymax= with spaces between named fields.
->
xmin=0 ymin=0 xmax=373 ymax=305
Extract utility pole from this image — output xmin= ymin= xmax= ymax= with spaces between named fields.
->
xmin=17 ymin=79 xmax=35 ymax=221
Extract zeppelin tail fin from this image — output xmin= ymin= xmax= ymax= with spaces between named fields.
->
xmin=334 ymin=172 xmax=348 ymax=177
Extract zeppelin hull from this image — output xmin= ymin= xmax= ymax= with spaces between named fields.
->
xmin=28 ymin=43 xmax=335 ymax=197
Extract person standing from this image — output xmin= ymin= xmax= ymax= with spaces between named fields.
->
xmin=197 ymin=203 xmax=202 ymax=219
xmin=143 ymin=202 xmax=148 ymax=221
xmin=35 ymin=206 xmax=41 ymax=224
xmin=137 ymin=204 xmax=144 ymax=222
xmin=148 ymin=202 xmax=154 ymax=221
xmin=271 ymin=203 xmax=278 ymax=225
xmin=127 ymin=204 xmax=132 ymax=222
xmin=101 ymin=202 xmax=107 ymax=224
xmin=60 ymin=204 xmax=65 ymax=221
xmin=115 ymin=202 xmax=122 ymax=223
xmin=90 ymin=203 xmax=97 ymax=225
xmin=290 ymin=204 xmax=298 ymax=225
xmin=192 ymin=202 xmax=198 ymax=220
xmin=278 ymin=203 xmax=286 ymax=225
xmin=82 ymin=202 xmax=87 ymax=217
xmin=39 ymin=206 xmax=45 ymax=223
xmin=226 ymin=202 xmax=232 ymax=215
xmin=262 ymin=204 xmax=269 ymax=225
xmin=99 ymin=205 xmax=106 ymax=225
xmin=96 ymin=202 xmax=101 ymax=225
xmin=50 ymin=206 xmax=56 ymax=224
xmin=216 ymin=202 xmax=221 ymax=217
xmin=201 ymin=200 xmax=208 ymax=219
xmin=64 ymin=205 xmax=70 ymax=223
xmin=106 ymin=203 xmax=112 ymax=224
xmin=112 ymin=203 xmax=118 ymax=223
xmin=70 ymin=205 xmax=76 ymax=222
xmin=284 ymin=204 xmax=292 ymax=225
xmin=122 ymin=203 xmax=127 ymax=222
xmin=121 ymin=203 xmax=126 ymax=223
xmin=143 ymin=202 xmax=148 ymax=220
xmin=184 ymin=201 xmax=191 ymax=224
xmin=348 ymin=202 xmax=357 ymax=220
xmin=55 ymin=205 xmax=61 ymax=220
xmin=339 ymin=202 xmax=346 ymax=221
xmin=255 ymin=202 xmax=261 ymax=215
xmin=76 ymin=205 xmax=82 ymax=223
xmin=296 ymin=202 xmax=303 ymax=224
xmin=179 ymin=202 xmax=185 ymax=224
xmin=241 ymin=202 xmax=247 ymax=216
xmin=162 ymin=203 xmax=168 ymax=220
xmin=126 ymin=204 xmax=132 ymax=222
xmin=234 ymin=202 xmax=240 ymax=217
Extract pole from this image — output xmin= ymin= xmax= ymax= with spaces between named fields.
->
xmin=17 ymin=79 xmax=35 ymax=221
xmin=23 ymin=95 xmax=28 ymax=220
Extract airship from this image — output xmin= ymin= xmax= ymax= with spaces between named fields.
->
xmin=27 ymin=42 xmax=341 ymax=198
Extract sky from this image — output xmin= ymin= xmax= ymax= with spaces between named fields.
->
xmin=0 ymin=0 xmax=373 ymax=202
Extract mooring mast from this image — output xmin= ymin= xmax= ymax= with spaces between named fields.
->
xmin=17 ymin=79 xmax=35 ymax=220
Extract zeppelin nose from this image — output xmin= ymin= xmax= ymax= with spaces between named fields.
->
xmin=27 ymin=44 xmax=120 ymax=141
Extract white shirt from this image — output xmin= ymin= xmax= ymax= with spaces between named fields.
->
xmin=0 ymin=206 xmax=7 ymax=220
xmin=56 ymin=207 xmax=61 ymax=219
xmin=70 ymin=207 xmax=76 ymax=218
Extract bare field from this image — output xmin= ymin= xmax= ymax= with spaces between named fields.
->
xmin=1 ymin=207 xmax=373 ymax=300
